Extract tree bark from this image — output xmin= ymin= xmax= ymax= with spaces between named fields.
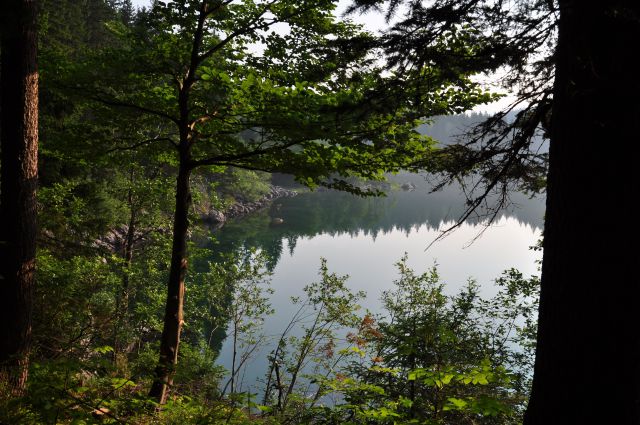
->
xmin=122 ymin=179 xmax=137 ymax=296
xmin=148 ymin=156 xmax=192 ymax=404
xmin=0 ymin=0 xmax=38 ymax=394
xmin=148 ymin=21 xmax=200 ymax=398
xmin=113 ymin=178 xmax=137 ymax=361
xmin=525 ymin=2 xmax=640 ymax=423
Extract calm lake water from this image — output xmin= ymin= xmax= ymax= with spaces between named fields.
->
xmin=213 ymin=173 xmax=544 ymax=393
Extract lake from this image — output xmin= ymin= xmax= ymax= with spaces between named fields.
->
xmin=212 ymin=173 xmax=544 ymax=394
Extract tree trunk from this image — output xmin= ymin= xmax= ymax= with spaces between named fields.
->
xmin=122 ymin=175 xmax=137 ymax=297
xmin=524 ymin=2 xmax=640 ymax=423
xmin=149 ymin=159 xmax=192 ymax=404
xmin=113 ymin=181 xmax=136 ymax=361
xmin=0 ymin=0 xmax=38 ymax=394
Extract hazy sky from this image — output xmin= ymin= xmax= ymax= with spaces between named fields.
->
xmin=128 ymin=0 xmax=513 ymax=113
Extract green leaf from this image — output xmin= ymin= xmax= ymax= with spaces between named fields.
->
xmin=94 ymin=345 xmax=114 ymax=354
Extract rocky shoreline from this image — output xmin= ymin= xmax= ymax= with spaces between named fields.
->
xmin=202 ymin=185 xmax=297 ymax=227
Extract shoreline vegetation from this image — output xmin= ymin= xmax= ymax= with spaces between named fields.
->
xmin=1 ymin=250 xmax=539 ymax=424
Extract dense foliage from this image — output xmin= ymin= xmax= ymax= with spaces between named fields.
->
xmin=0 ymin=0 xmax=543 ymax=422
xmin=1 ymin=253 xmax=538 ymax=424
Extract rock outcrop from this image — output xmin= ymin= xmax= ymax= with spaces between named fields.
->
xmin=202 ymin=185 xmax=297 ymax=226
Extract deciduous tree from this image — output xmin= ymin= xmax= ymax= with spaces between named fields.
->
xmin=84 ymin=0 xmax=491 ymax=403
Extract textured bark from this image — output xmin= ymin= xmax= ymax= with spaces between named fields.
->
xmin=0 ymin=0 xmax=38 ymax=394
xmin=524 ymin=2 xmax=640 ymax=423
xmin=148 ymin=159 xmax=191 ymax=404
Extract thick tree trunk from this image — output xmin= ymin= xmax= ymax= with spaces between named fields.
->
xmin=149 ymin=160 xmax=192 ymax=404
xmin=0 ymin=0 xmax=38 ymax=394
xmin=524 ymin=2 xmax=640 ymax=423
